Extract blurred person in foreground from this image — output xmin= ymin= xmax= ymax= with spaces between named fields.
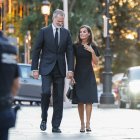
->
xmin=31 ymin=9 xmax=74 ymax=133
xmin=72 ymin=25 xmax=100 ymax=132
xmin=0 ymin=31 xmax=20 ymax=140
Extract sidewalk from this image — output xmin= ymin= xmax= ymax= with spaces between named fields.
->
xmin=9 ymin=104 xmax=140 ymax=140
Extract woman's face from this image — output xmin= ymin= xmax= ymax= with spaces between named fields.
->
xmin=79 ymin=27 xmax=90 ymax=41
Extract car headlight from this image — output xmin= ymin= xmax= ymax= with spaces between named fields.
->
xmin=129 ymin=81 xmax=140 ymax=94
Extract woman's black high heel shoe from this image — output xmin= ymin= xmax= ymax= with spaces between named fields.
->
xmin=80 ymin=124 xmax=85 ymax=133
xmin=86 ymin=123 xmax=91 ymax=132
xmin=86 ymin=128 xmax=91 ymax=132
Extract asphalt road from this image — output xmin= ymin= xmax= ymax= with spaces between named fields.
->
xmin=9 ymin=104 xmax=140 ymax=140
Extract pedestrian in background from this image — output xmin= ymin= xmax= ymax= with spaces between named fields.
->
xmin=31 ymin=9 xmax=74 ymax=133
xmin=73 ymin=25 xmax=100 ymax=132
xmin=0 ymin=31 xmax=20 ymax=140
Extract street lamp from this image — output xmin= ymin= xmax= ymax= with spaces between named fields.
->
xmin=41 ymin=0 xmax=51 ymax=26
xmin=99 ymin=0 xmax=115 ymax=105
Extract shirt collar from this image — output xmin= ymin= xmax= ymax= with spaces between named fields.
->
xmin=52 ymin=24 xmax=58 ymax=31
xmin=52 ymin=24 xmax=61 ymax=31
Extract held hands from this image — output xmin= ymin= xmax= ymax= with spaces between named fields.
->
xmin=66 ymin=71 xmax=75 ymax=84
xmin=70 ymin=77 xmax=76 ymax=85
xmin=66 ymin=71 xmax=74 ymax=79
xmin=32 ymin=70 xmax=39 ymax=79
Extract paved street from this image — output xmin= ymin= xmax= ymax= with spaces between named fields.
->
xmin=9 ymin=104 xmax=140 ymax=140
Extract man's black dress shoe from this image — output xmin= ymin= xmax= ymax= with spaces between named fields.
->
xmin=40 ymin=121 xmax=46 ymax=131
xmin=52 ymin=128 xmax=62 ymax=133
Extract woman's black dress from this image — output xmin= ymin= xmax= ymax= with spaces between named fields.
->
xmin=73 ymin=43 xmax=100 ymax=104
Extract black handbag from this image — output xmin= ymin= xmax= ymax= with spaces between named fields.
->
xmin=66 ymin=84 xmax=73 ymax=100
xmin=66 ymin=84 xmax=78 ymax=104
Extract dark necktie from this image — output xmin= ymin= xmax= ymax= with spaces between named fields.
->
xmin=55 ymin=28 xmax=58 ymax=47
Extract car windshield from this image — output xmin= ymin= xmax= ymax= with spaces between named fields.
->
xmin=129 ymin=69 xmax=140 ymax=80
xmin=19 ymin=65 xmax=31 ymax=78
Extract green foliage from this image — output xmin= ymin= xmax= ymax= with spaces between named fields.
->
xmin=68 ymin=0 xmax=102 ymax=41
xmin=109 ymin=0 xmax=140 ymax=73
xmin=21 ymin=13 xmax=43 ymax=43
xmin=112 ymin=39 xmax=140 ymax=73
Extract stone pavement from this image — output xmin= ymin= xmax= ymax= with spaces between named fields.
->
xmin=9 ymin=104 xmax=140 ymax=140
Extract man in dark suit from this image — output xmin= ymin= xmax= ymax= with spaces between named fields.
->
xmin=31 ymin=9 xmax=74 ymax=133
xmin=0 ymin=31 xmax=20 ymax=140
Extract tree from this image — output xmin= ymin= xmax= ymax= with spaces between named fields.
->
xmin=68 ymin=0 xmax=103 ymax=41
xmin=100 ymin=0 xmax=140 ymax=73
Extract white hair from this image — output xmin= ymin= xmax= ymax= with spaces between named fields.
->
xmin=53 ymin=9 xmax=65 ymax=19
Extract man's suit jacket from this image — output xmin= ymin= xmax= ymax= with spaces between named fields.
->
xmin=31 ymin=24 xmax=74 ymax=77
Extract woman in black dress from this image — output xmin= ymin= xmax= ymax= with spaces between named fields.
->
xmin=73 ymin=25 xmax=100 ymax=132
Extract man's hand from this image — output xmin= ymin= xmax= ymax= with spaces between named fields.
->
xmin=66 ymin=71 xmax=74 ymax=79
xmin=33 ymin=70 xmax=39 ymax=79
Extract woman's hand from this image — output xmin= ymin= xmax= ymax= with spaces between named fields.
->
xmin=84 ymin=44 xmax=94 ymax=54
xmin=84 ymin=44 xmax=98 ymax=65
xmin=69 ymin=77 xmax=76 ymax=85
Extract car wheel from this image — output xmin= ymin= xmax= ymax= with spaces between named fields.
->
xmin=120 ymin=100 xmax=126 ymax=108
xmin=13 ymin=100 xmax=16 ymax=105
xmin=18 ymin=101 xmax=22 ymax=105
xmin=36 ymin=102 xmax=41 ymax=106
xmin=30 ymin=101 xmax=33 ymax=106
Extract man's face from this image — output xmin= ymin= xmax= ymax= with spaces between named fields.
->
xmin=53 ymin=14 xmax=64 ymax=28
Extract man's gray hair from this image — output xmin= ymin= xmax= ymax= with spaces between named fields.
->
xmin=53 ymin=9 xmax=65 ymax=18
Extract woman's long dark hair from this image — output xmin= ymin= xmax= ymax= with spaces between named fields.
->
xmin=77 ymin=25 xmax=97 ymax=46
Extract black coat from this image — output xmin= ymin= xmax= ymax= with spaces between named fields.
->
xmin=31 ymin=24 xmax=74 ymax=76
xmin=0 ymin=31 xmax=20 ymax=129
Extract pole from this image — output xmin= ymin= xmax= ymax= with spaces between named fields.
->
xmin=44 ymin=14 xmax=48 ymax=26
xmin=62 ymin=0 xmax=72 ymax=107
xmin=62 ymin=0 xmax=68 ymax=29
xmin=99 ymin=0 xmax=115 ymax=104
xmin=24 ymin=35 xmax=27 ymax=64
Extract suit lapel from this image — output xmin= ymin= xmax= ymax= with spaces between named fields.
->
xmin=49 ymin=25 xmax=55 ymax=42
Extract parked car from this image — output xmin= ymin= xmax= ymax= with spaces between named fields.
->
xmin=14 ymin=63 xmax=42 ymax=105
xmin=112 ymin=73 xmax=124 ymax=85
xmin=118 ymin=66 xmax=140 ymax=109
